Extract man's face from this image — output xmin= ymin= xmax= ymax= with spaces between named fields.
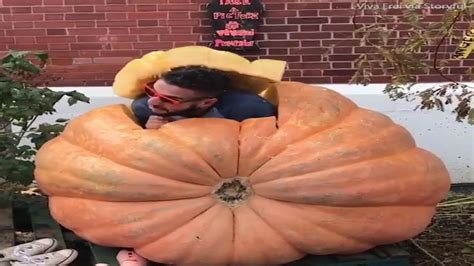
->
xmin=146 ymin=79 xmax=217 ymax=117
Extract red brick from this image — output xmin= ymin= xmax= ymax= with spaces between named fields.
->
xmin=332 ymin=3 xmax=352 ymax=9
xmin=111 ymin=43 xmax=133 ymax=50
xmin=130 ymin=27 xmax=170 ymax=34
xmin=259 ymin=41 xmax=300 ymax=48
xmin=43 ymin=0 xmax=64 ymax=5
xmin=322 ymin=40 xmax=361 ymax=46
xmin=171 ymin=27 xmax=192 ymax=34
xmin=138 ymin=35 xmax=158 ymax=41
xmin=333 ymin=47 xmax=353 ymax=53
xmin=3 ymin=0 xmax=41 ymax=6
xmin=353 ymin=16 xmax=376 ymax=23
xmin=268 ymin=48 xmax=288 ymax=55
xmin=301 ymin=41 xmax=321 ymax=47
xmin=100 ymin=50 xmax=142 ymax=57
xmin=7 ymin=44 xmax=48 ymax=50
xmin=300 ymin=25 xmax=320 ymax=31
xmin=128 ymin=12 xmax=168 ymax=19
xmin=65 ymin=0 xmax=105 ymax=4
xmin=46 ymin=29 xmax=67 ymax=35
xmin=15 ymin=36 xmax=36 ymax=43
xmin=36 ymin=36 xmax=76 ymax=43
xmin=0 ymin=7 xmax=11 ymax=14
xmin=291 ymin=77 xmax=331 ymax=83
xmin=450 ymin=68 xmax=470 ymax=75
xmin=97 ymin=20 xmax=137 ymax=27
xmin=259 ymin=25 xmax=298 ymax=33
xmin=265 ymin=18 xmax=285 ymax=25
xmin=290 ymin=33 xmax=331 ymax=39
xmin=369 ymin=76 xmax=392 ymax=83
xmin=51 ymin=58 xmax=73 ymax=65
xmin=328 ymin=55 xmax=360 ymax=61
xmin=264 ymin=4 xmax=285 ymax=10
xmin=106 ymin=0 xmax=126 ymax=3
xmin=190 ymin=12 xmax=208 ymax=19
xmin=45 ymin=14 xmax=65 ymax=20
xmin=302 ymin=55 xmax=322 ymax=62
xmin=290 ymin=48 xmax=327 ymax=55
xmin=288 ymin=17 xmax=328 ymax=24
xmin=0 ymin=37 xmax=15 ymax=44
xmin=265 ymin=10 xmax=297 ymax=17
xmin=192 ymin=27 xmax=211 ymax=34
xmin=95 ymin=5 xmax=135 ymax=12
xmin=157 ymin=4 xmax=199 ymax=11
xmin=106 ymin=13 xmax=128 ymax=20
xmin=200 ymin=19 xmax=211 ymax=26
xmin=160 ymin=34 xmax=200 ymax=41
xmin=48 ymin=51 xmax=79 ymax=57
xmin=35 ymin=21 xmax=75 ymax=28
xmin=3 ymin=14 xmax=44 ymax=21
xmin=318 ymin=9 xmax=353 ymax=16
xmin=11 ymin=7 xmax=32 ymax=13
xmin=169 ymin=12 xmax=190 ymax=19
xmin=330 ymin=17 xmax=351 ymax=23
xmin=67 ymin=28 xmax=107 ymax=35
xmin=288 ymin=63 xmax=331 ymax=69
xmin=324 ymin=69 xmax=357 ymax=76
xmin=159 ymin=19 xmax=199 ymax=26
xmin=66 ymin=14 xmax=105 ymax=20
xmin=71 ymin=43 xmax=105 ymax=50
xmin=33 ymin=6 xmax=73 ymax=13
xmin=200 ymin=35 xmax=213 ymax=41
xmin=331 ymin=76 xmax=353 ymax=83
xmin=75 ymin=21 xmax=96 ymax=27
xmin=48 ymin=43 xmax=70 ymax=50
xmin=133 ymin=42 xmax=174 ymax=49
xmin=108 ymin=28 xmax=129 ymax=34
xmin=13 ymin=22 xmax=33 ymax=29
xmin=93 ymin=57 xmax=131 ymax=64
xmin=138 ymin=20 xmax=159 ymax=26
xmin=302 ymin=70 xmax=323 ymax=76
xmin=74 ymin=6 xmax=95 ymax=12
xmin=462 ymin=60 xmax=474 ymax=66
xmin=6 ymin=29 xmax=46 ymax=36
xmin=332 ymin=32 xmax=355 ymax=39
xmin=135 ymin=5 xmax=157 ymax=11
xmin=267 ymin=33 xmax=287 ymax=40
xmin=298 ymin=10 xmax=318 ymax=17
xmin=282 ymin=70 xmax=301 ymax=77
xmin=287 ymin=3 xmax=330 ymax=9
xmin=128 ymin=0 xmax=167 ymax=3
xmin=260 ymin=55 xmax=300 ymax=62
xmin=332 ymin=62 xmax=352 ymax=68
xmin=73 ymin=58 xmax=93 ymax=64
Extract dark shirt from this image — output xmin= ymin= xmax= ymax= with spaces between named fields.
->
xmin=131 ymin=89 xmax=277 ymax=127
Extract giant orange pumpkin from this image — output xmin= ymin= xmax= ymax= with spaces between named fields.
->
xmin=34 ymin=46 xmax=451 ymax=265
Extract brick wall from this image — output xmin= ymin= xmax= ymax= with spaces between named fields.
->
xmin=0 ymin=0 xmax=472 ymax=86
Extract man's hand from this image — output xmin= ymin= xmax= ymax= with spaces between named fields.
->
xmin=145 ymin=115 xmax=171 ymax=129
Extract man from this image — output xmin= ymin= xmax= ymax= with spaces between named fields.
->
xmin=131 ymin=65 xmax=277 ymax=129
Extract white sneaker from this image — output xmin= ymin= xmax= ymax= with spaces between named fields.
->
xmin=0 ymin=239 xmax=57 ymax=262
xmin=11 ymin=249 xmax=78 ymax=265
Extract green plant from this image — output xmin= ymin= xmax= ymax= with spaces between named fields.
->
xmin=350 ymin=0 xmax=473 ymax=124
xmin=0 ymin=50 xmax=89 ymax=185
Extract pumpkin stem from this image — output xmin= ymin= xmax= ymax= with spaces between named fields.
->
xmin=212 ymin=177 xmax=253 ymax=207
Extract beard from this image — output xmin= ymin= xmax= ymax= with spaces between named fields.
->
xmin=150 ymin=104 xmax=207 ymax=118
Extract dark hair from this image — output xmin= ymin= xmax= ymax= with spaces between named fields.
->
xmin=161 ymin=65 xmax=230 ymax=97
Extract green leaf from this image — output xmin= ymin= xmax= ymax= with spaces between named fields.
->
xmin=67 ymin=97 xmax=78 ymax=106
xmin=35 ymin=52 xmax=48 ymax=63
xmin=55 ymin=118 xmax=69 ymax=123
xmin=16 ymin=61 xmax=40 ymax=74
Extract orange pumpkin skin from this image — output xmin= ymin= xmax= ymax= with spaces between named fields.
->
xmin=35 ymin=82 xmax=451 ymax=265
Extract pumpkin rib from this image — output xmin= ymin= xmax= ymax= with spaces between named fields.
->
xmin=158 ymin=129 xmax=222 ymax=178
xmin=51 ymin=196 xmax=217 ymax=248
xmin=252 ymin=148 xmax=443 ymax=207
xmin=60 ymin=132 xmax=219 ymax=187
xmin=46 ymin=137 xmax=213 ymax=201
xmin=248 ymin=195 xmax=370 ymax=254
xmin=134 ymin=202 xmax=231 ymax=262
xmin=245 ymin=105 xmax=360 ymax=178
xmin=250 ymin=122 xmax=415 ymax=184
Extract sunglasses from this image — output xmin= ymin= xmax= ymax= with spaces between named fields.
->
xmin=144 ymin=84 xmax=211 ymax=105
